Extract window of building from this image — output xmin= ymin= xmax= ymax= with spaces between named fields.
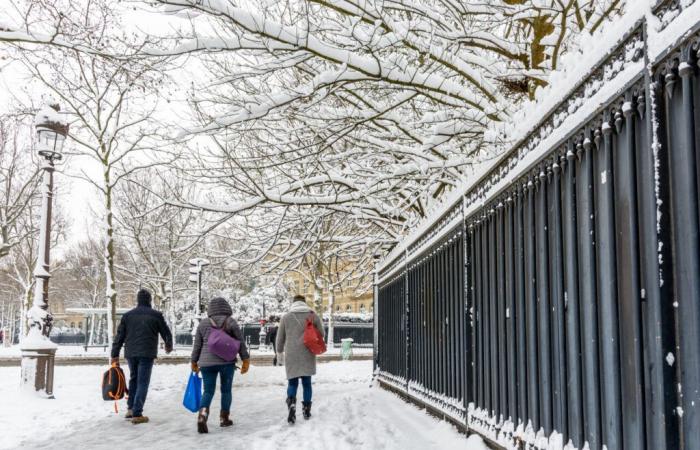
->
xmin=345 ymin=304 xmax=352 ymax=311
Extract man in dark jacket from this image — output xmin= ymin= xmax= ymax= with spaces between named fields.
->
xmin=111 ymin=289 xmax=173 ymax=424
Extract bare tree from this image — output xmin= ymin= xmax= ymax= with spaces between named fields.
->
xmin=0 ymin=109 xmax=40 ymax=260
xmin=16 ymin=1 xmax=174 ymax=346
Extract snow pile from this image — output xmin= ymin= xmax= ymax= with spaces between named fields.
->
xmin=408 ymin=379 xmax=466 ymax=422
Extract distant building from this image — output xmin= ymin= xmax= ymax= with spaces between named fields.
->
xmin=285 ymin=271 xmax=373 ymax=314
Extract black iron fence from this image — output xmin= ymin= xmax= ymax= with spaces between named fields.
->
xmin=376 ymin=5 xmax=700 ymax=450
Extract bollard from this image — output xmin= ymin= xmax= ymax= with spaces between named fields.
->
xmin=341 ymin=338 xmax=354 ymax=360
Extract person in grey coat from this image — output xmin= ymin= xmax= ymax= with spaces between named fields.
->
xmin=191 ymin=297 xmax=250 ymax=433
xmin=276 ymin=295 xmax=325 ymax=424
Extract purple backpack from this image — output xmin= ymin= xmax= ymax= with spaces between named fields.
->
xmin=207 ymin=318 xmax=241 ymax=361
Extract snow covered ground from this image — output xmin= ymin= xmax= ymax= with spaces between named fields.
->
xmin=2 ymin=360 xmax=487 ymax=450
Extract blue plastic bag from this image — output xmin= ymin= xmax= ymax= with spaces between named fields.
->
xmin=183 ymin=372 xmax=202 ymax=413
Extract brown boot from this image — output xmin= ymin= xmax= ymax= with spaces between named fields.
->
xmin=220 ymin=411 xmax=233 ymax=427
xmin=131 ymin=415 xmax=149 ymax=425
xmin=197 ymin=407 xmax=209 ymax=434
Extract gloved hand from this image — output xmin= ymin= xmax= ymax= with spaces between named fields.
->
xmin=241 ymin=359 xmax=250 ymax=374
xmin=110 ymin=358 xmax=119 ymax=367
xmin=165 ymin=345 xmax=173 ymax=355
xmin=191 ymin=362 xmax=199 ymax=373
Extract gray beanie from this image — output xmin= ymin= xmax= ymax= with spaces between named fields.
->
xmin=207 ymin=297 xmax=233 ymax=317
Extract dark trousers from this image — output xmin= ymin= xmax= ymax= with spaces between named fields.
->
xmin=200 ymin=364 xmax=235 ymax=411
xmin=287 ymin=376 xmax=312 ymax=403
xmin=126 ymin=357 xmax=154 ymax=416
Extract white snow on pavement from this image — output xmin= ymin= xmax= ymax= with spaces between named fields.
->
xmin=2 ymin=361 xmax=487 ymax=450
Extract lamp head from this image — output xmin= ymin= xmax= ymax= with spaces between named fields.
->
xmin=35 ymin=104 xmax=69 ymax=159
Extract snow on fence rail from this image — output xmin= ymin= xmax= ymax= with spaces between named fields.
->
xmin=375 ymin=2 xmax=700 ymax=450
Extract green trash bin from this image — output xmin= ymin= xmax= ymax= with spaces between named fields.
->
xmin=341 ymin=338 xmax=354 ymax=360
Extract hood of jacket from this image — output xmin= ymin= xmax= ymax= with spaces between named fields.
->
xmin=289 ymin=301 xmax=313 ymax=313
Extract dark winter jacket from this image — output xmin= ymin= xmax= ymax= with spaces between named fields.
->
xmin=267 ymin=324 xmax=278 ymax=347
xmin=191 ymin=297 xmax=250 ymax=368
xmin=111 ymin=297 xmax=173 ymax=359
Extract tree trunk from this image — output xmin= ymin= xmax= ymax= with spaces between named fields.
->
xmin=8 ymin=302 xmax=16 ymax=345
xmin=88 ymin=313 xmax=97 ymax=346
xmin=20 ymin=283 xmax=32 ymax=339
xmin=313 ymin=282 xmax=323 ymax=315
xmin=103 ymin=182 xmax=117 ymax=349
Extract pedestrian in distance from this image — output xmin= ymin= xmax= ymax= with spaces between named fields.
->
xmin=191 ymin=297 xmax=250 ymax=434
xmin=111 ymin=288 xmax=173 ymax=424
xmin=267 ymin=316 xmax=279 ymax=366
xmin=276 ymin=294 xmax=325 ymax=424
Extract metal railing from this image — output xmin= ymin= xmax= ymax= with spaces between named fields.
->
xmin=375 ymin=4 xmax=700 ymax=449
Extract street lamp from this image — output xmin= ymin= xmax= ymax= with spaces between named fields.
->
xmin=20 ymin=104 xmax=69 ymax=398
xmin=188 ymin=258 xmax=210 ymax=338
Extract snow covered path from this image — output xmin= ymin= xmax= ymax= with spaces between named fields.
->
xmin=2 ymin=361 xmax=487 ymax=450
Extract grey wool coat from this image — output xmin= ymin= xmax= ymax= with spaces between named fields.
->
xmin=191 ymin=297 xmax=249 ymax=368
xmin=276 ymin=301 xmax=325 ymax=379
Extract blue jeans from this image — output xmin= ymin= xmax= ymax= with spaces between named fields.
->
xmin=200 ymin=364 xmax=235 ymax=411
xmin=126 ymin=357 xmax=154 ymax=416
xmin=287 ymin=376 xmax=312 ymax=403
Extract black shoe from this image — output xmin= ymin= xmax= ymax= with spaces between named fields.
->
xmin=197 ymin=407 xmax=209 ymax=434
xmin=286 ymin=397 xmax=296 ymax=425
xmin=302 ymin=401 xmax=312 ymax=420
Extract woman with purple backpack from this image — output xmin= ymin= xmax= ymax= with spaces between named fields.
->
xmin=191 ymin=297 xmax=250 ymax=433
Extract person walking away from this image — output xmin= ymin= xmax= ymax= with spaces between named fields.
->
xmin=276 ymin=295 xmax=325 ymax=424
xmin=111 ymin=289 xmax=173 ymax=424
xmin=267 ymin=316 xmax=279 ymax=366
xmin=191 ymin=297 xmax=250 ymax=433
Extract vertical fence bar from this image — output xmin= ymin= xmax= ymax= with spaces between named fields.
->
xmin=536 ymin=169 xmax=553 ymax=434
xmin=489 ymin=211 xmax=499 ymax=418
xmin=564 ymin=143 xmax=584 ymax=448
xmin=405 ymin=260 xmax=410 ymax=389
xmin=515 ymin=187 xmax=528 ymax=426
xmin=577 ymin=131 xmax=601 ymax=448
xmin=640 ymin=78 xmax=673 ymax=450
xmin=482 ymin=218 xmax=492 ymax=413
xmin=596 ymin=115 xmax=622 ymax=450
xmin=431 ymin=248 xmax=437 ymax=394
xmin=669 ymin=51 xmax=700 ymax=450
xmin=468 ymin=225 xmax=477 ymax=407
xmin=497 ymin=204 xmax=508 ymax=420
xmin=615 ymin=96 xmax=646 ymax=449
xmin=461 ymin=228 xmax=471 ymax=409
xmin=525 ymin=180 xmax=540 ymax=431
xmin=475 ymin=223 xmax=484 ymax=410
xmin=505 ymin=196 xmax=517 ymax=424
xmin=550 ymin=159 xmax=568 ymax=440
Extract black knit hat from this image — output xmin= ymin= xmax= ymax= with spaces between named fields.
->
xmin=137 ymin=289 xmax=152 ymax=306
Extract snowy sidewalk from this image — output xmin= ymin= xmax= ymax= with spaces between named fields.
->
xmin=3 ymin=361 xmax=487 ymax=450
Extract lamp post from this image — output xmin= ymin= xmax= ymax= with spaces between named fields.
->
xmin=188 ymin=258 xmax=210 ymax=337
xmin=20 ymin=104 xmax=69 ymax=398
